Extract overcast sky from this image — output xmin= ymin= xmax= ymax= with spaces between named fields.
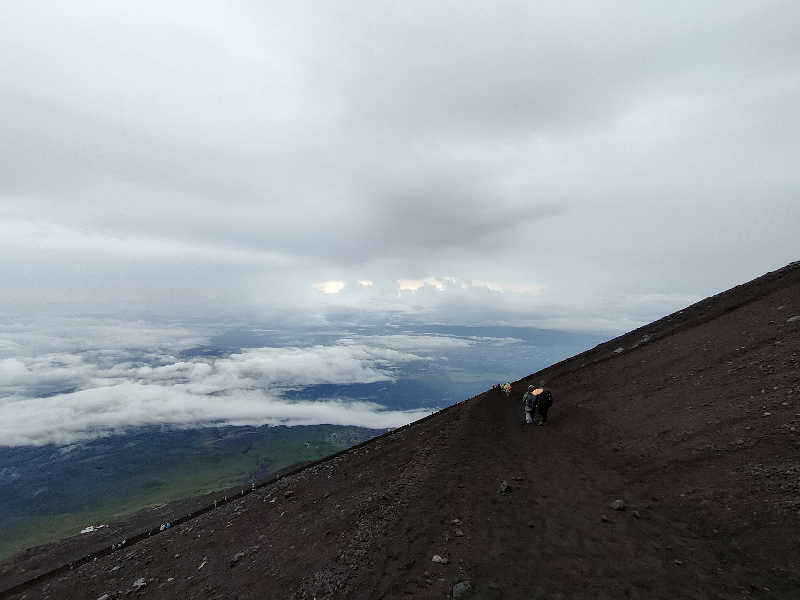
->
xmin=1 ymin=1 xmax=798 ymax=331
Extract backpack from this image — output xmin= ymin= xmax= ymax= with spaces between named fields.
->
xmin=538 ymin=390 xmax=553 ymax=409
xmin=524 ymin=392 xmax=535 ymax=410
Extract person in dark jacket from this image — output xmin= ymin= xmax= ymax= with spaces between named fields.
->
xmin=533 ymin=388 xmax=553 ymax=425
xmin=522 ymin=385 xmax=536 ymax=424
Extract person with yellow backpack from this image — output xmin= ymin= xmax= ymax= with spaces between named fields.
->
xmin=522 ymin=385 xmax=554 ymax=425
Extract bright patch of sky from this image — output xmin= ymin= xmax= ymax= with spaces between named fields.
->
xmin=312 ymin=281 xmax=346 ymax=295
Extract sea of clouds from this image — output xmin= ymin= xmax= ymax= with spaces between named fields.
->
xmin=0 ymin=318 xmax=499 ymax=446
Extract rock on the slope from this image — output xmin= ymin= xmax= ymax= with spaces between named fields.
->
xmin=230 ymin=551 xmax=246 ymax=567
xmin=454 ymin=528 xmax=464 ymax=537
xmin=452 ymin=580 xmax=472 ymax=598
xmin=432 ymin=554 xmax=449 ymax=564
xmin=97 ymin=595 xmax=110 ymax=600
xmin=499 ymin=480 xmax=512 ymax=494
xmin=132 ymin=577 xmax=147 ymax=589
xmin=614 ymin=347 xmax=625 ymax=354
xmin=787 ymin=315 xmax=800 ymax=323
xmin=610 ymin=499 xmax=626 ymax=511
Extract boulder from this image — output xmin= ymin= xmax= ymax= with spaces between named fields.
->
xmin=230 ymin=551 xmax=246 ymax=567
xmin=452 ymin=580 xmax=472 ymax=598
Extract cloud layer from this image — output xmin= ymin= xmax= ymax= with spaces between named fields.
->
xmin=0 ymin=320 xmax=501 ymax=446
xmin=1 ymin=1 xmax=797 ymax=329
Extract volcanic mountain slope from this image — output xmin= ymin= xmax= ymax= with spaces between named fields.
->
xmin=3 ymin=261 xmax=800 ymax=600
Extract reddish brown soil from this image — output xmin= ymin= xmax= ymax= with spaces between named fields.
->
xmin=3 ymin=262 xmax=800 ymax=599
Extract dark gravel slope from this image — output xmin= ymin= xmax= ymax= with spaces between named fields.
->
xmin=3 ymin=261 xmax=800 ymax=599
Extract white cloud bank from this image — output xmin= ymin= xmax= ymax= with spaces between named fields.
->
xmin=0 ymin=325 xmax=496 ymax=446
xmin=0 ymin=384 xmax=432 ymax=447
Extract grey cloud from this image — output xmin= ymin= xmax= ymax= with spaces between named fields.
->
xmin=0 ymin=1 xmax=798 ymax=327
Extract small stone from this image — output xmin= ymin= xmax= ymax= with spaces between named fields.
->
xmin=499 ymin=480 xmax=512 ymax=494
xmin=97 ymin=595 xmax=110 ymax=600
xmin=600 ymin=515 xmax=609 ymax=523
xmin=787 ymin=315 xmax=800 ymax=323
xmin=674 ymin=559 xmax=684 ymax=566
xmin=173 ymin=553 xmax=180 ymax=559
xmin=450 ymin=518 xmax=461 ymax=525
xmin=614 ymin=347 xmax=625 ymax=354
xmin=452 ymin=580 xmax=472 ymax=598
xmin=110 ymin=564 xmax=121 ymax=572
xmin=167 ymin=578 xmax=174 ymax=583
xmin=431 ymin=554 xmax=449 ymax=564
xmin=197 ymin=558 xmax=208 ymax=570
xmin=631 ymin=510 xmax=641 ymax=519
xmin=132 ymin=577 xmax=147 ymax=590
xmin=763 ymin=412 xmax=772 ymax=417
xmin=610 ymin=499 xmax=626 ymax=511
xmin=454 ymin=528 xmax=464 ymax=537
xmin=284 ymin=490 xmax=295 ymax=498
xmin=230 ymin=551 xmax=246 ymax=567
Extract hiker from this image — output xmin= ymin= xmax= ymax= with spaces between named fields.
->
xmin=533 ymin=388 xmax=554 ymax=425
xmin=503 ymin=382 xmax=512 ymax=398
xmin=522 ymin=385 xmax=536 ymax=424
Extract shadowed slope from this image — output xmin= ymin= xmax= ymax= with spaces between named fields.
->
xmin=3 ymin=262 xmax=800 ymax=599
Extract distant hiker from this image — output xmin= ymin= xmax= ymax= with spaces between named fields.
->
xmin=522 ymin=385 xmax=536 ymax=424
xmin=533 ymin=388 xmax=554 ymax=425
xmin=502 ymin=382 xmax=512 ymax=398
